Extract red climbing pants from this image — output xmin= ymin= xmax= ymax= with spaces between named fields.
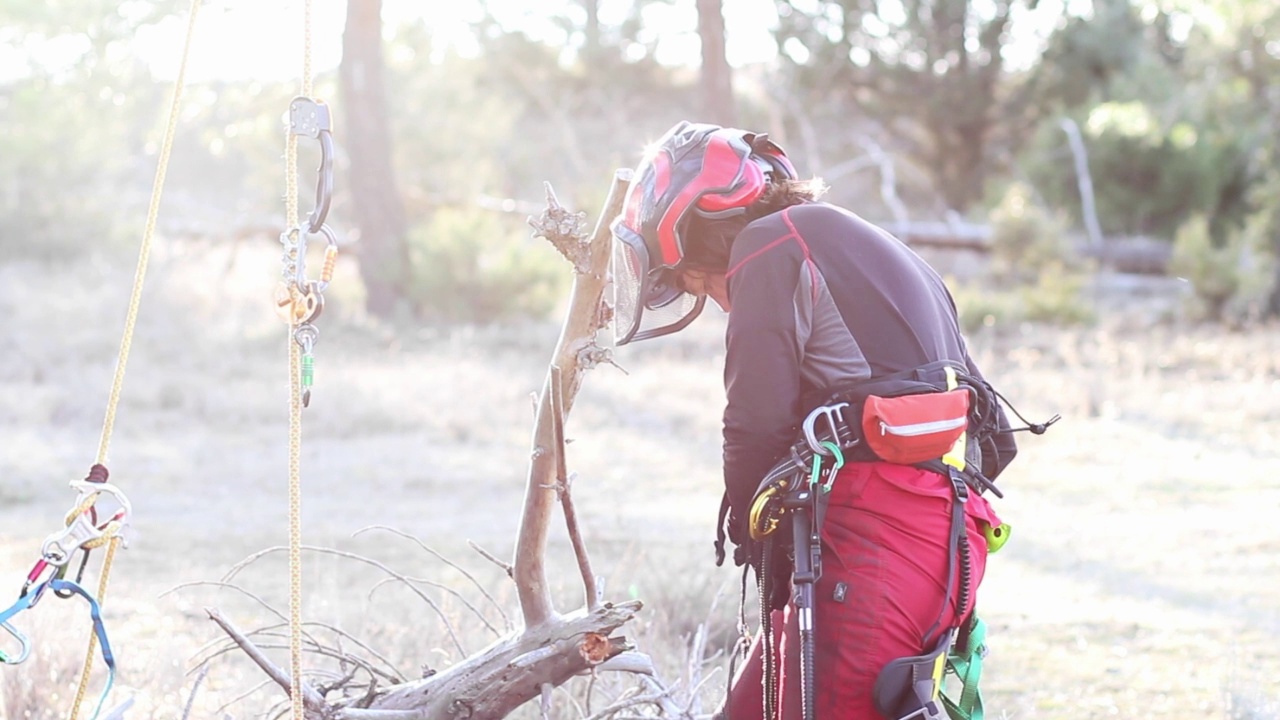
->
xmin=721 ymin=461 xmax=1002 ymax=720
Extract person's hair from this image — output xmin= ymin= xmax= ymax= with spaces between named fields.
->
xmin=745 ymin=177 xmax=828 ymax=221
xmin=681 ymin=176 xmax=828 ymax=271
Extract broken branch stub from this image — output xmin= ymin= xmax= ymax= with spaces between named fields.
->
xmin=528 ymin=181 xmax=591 ymax=274
xmin=513 ymin=169 xmax=630 ymax=630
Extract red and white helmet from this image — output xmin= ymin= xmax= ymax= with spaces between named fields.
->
xmin=610 ymin=121 xmax=796 ymax=345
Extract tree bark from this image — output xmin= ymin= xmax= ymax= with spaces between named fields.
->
xmin=340 ymin=0 xmax=411 ymax=319
xmin=696 ymin=0 xmax=736 ymax=126
xmin=333 ymin=601 xmax=642 ymax=717
xmin=513 ymin=172 xmax=630 ymax=629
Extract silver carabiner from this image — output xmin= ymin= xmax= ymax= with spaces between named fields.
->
xmin=0 ymin=621 xmax=31 ymax=665
xmin=802 ymin=402 xmax=851 ymax=456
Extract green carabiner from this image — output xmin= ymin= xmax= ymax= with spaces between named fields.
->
xmin=819 ymin=442 xmax=844 ymax=492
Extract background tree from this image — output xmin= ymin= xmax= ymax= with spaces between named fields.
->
xmin=772 ymin=0 xmax=1059 ymax=213
xmin=340 ymin=0 xmax=411 ymax=319
xmin=696 ymin=0 xmax=735 ymax=125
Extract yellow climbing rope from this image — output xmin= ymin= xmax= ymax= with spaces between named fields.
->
xmin=66 ymin=1 xmax=203 ymax=718
xmin=284 ymin=3 xmax=314 ymax=719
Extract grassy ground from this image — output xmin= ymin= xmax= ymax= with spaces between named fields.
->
xmin=0 ymin=240 xmax=1277 ymax=719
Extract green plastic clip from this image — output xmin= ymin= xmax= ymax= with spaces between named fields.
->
xmin=301 ymin=353 xmax=315 ymax=389
xmin=983 ymin=522 xmax=1011 ymax=553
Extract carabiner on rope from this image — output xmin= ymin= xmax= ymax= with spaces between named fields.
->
xmin=41 ymin=481 xmax=132 ymax=565
xmin=288 ymin=96 xmax=334 ymax=234
xmin=294 ymin=223 xmax=339 ymax=294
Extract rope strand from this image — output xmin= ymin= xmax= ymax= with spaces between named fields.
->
xmin=287 ymin=3 xmax=314 ymax=718
xmin=68 ymin=1 xmax=202 ymax=718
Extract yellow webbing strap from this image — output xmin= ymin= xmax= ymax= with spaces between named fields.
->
xmin=67 ymin=2 xmax=203 ymax=718
xmin=284 ymin=3 xmax=314 ymax=719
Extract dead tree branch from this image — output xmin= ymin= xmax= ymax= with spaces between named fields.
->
xmin=551 ymin=364 xmax=601 ymax=610
xmin=333 ymin=600 xmax=643 ymax=716
xmin=223 ymin=544 xmax=467 ymax=656
xmin=353 ymin=525 xmax=512 ymax=632
xmin=514 ymin=170 xmax=630 ymax=629
xmin=206 ymin=607 xmax=328 ymax=715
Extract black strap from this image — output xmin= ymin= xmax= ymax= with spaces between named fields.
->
xmin=922 ymin=466 xmax=971 ymax=649
xmin=715 ymin=493 xmax=732 ymax=567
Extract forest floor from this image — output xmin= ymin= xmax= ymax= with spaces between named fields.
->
xmin=1 ymin=239 xmax=1277 ymax=719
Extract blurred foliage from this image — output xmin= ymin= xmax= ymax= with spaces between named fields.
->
xmin=951 ymin=266 xmax=1095 ymax=332
xmin=1024 ymin=100 xmax=1253 ymax=240
xmin=1 ymin=0 xmax=1279 ymax=318
xmin=1171 ymin=213 xmax=1275 ymax=322
xmin=989 ymin=182 xmax=1075 ymax=281
xmin=407 ymin=207 xmax=567 ymax=323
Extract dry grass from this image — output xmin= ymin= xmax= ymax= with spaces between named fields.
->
xmin=1 ymin=239 xmax=1278 ymax=719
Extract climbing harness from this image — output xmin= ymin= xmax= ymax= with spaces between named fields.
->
xmin=721 ymin=361 xmax=1058 ymax=720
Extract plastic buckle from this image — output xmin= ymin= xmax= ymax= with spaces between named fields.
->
xmin=947 ymin=468 xmax=970 ymax=504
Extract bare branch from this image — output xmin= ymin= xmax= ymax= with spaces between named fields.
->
xmin=228 ymin=625 xmax=405 ymax=685
xmin=367 ymin=575 xmax=501 ymax=637
xmin=353 ymin=525 xmax=511 ymax=631
xmin=551 ymin=365 xmax=601 ymax=610
xmin=529 ymin=182 xmax=591 ymax=272
xmin=514 ymin=169 xmax=631 ymax=628
xmin=468 ymin=539 xmax=514 ymax=578
xmin=205 ymin=607 xmax=327 ymax=716
xmin=223 ymin=545 xmax=466 ymax=656
xmin=583 ymin=691 xmax=669 ymax=720
xmin=180 ymin=664 xmax=210 ymax=720
xmin=215 ymin=677 xmax=276 ymax=715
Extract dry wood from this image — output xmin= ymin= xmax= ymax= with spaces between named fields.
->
xmin=551 ymin=365 xmax=601 ymax=610
xmin=333 ymin=600 xmax=642 ymax=717
xmin=206 ymin=607 xmax=328 ymax=715
xmin=513 ymin=170 xmax=630 ymax=628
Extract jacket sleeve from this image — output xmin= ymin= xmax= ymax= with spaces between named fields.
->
xmin=722 ymin=233 xmax=807 ymax=539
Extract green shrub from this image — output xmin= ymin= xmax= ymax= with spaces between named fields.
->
xmin=950 ymin=280 xmax=1026 ymax=333
xmin=1020 ymin=263 xmax=1096 ymax=325
xmin=988 ymin=182 xmax=1074 ymax=281
xmin=407 ymin=206 xmax=569 ymax=323
xmin=951 ymin=264 xmax=1094 ymax=332
xmin=1170 ymin=215 xmax=1243 ymax=320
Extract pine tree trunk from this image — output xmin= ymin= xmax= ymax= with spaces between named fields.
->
xmin=340 ymin=0 xmax=410 ymax=319
xmin=697 ymin=0 xmax=736 ymax=126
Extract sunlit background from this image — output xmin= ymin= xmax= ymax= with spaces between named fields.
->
xmin=1 ymin=0 xmax=1278 ymax=718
